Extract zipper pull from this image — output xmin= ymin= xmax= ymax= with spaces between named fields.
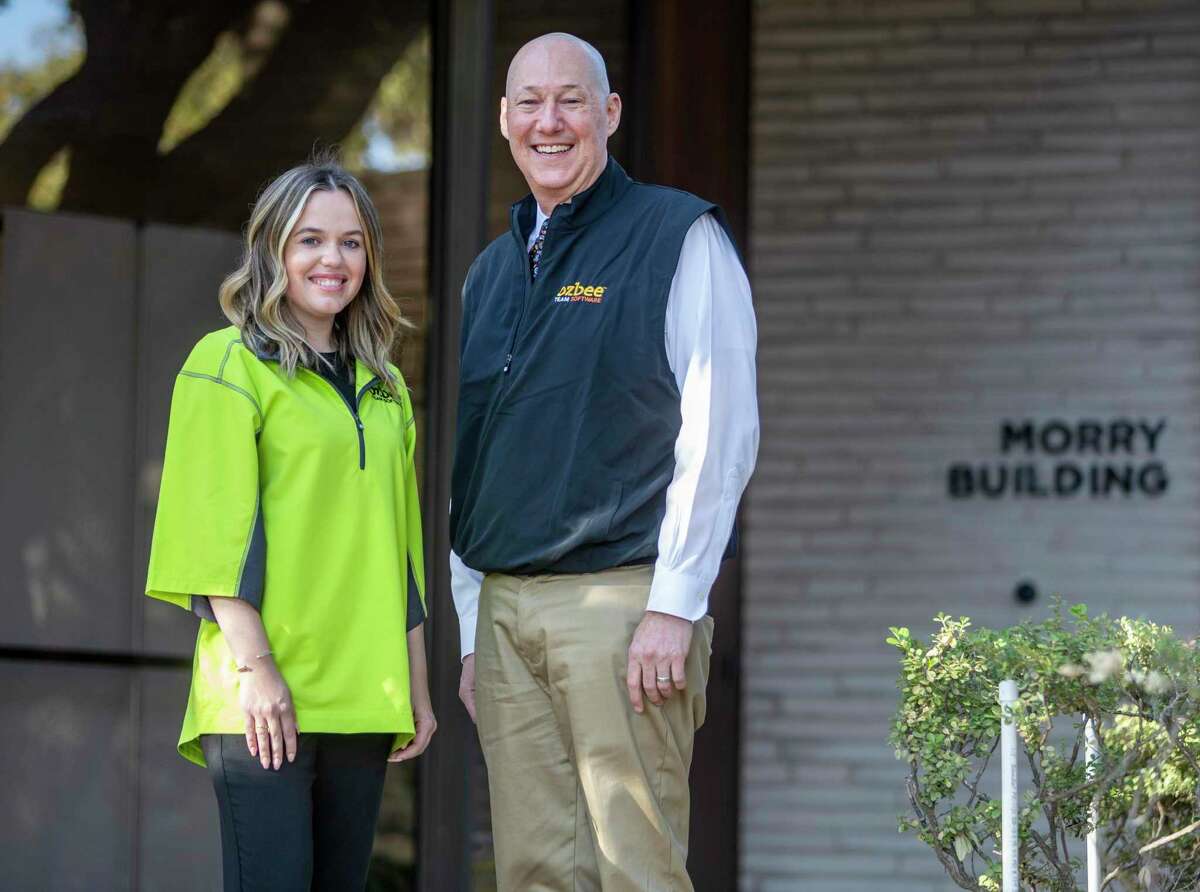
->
xmin=503 ymin=353 xmax=513 ymax=374
xmin=356 ymin=419 xmax=364 ymax=430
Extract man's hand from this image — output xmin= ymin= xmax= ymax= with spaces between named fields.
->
xmin=460 ymin=653 xmax=477 ymax=723
xmin=626 ymin=611 xmax=693 ymax=713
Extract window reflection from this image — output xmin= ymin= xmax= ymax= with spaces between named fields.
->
xmin=0 ymin=0 xmax=82 ymax=209
xmin=0 ymin=3 xmax=431 ymax=889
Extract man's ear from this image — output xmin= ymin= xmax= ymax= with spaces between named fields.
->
xmin=499 ymin=97 xmax=509 ymax=140
xmin=606 ymin=93 xmax=622 ymax=137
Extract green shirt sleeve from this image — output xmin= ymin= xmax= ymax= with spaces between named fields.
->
xmin=145 ymin=365 xmax=265 ymax=616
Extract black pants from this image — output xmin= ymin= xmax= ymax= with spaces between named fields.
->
xmin=201 ymin=733 xmax=392 ymax=892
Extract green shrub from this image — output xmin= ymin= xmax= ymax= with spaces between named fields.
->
xmin=888 ymin=604 xmax=1200 ymax=891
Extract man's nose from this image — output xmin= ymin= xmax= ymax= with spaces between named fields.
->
xmin=534 ymin=101 xmax=562 ymax=132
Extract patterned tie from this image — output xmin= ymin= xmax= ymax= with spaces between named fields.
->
xmin=528 ymin=218 xmax=550 ymax=281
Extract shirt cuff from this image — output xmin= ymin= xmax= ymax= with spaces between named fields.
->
xmin=646 ymin=565 xmax=711 ymax=621
xmin=459 ymin=611 xmax=478 ymax=661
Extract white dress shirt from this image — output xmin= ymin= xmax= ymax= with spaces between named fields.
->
xmin=450 ymin=208 xmax=759 ymax=658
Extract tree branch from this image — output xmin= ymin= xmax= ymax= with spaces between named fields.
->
xmin=1139 ymin=817 xmax=1200 ymax=855
xmin=147 ymin=0 xmax=425 ymax=227
xmin=0 ymin=0 xmax=248 ymax=215
xmin=906 ymin=770 xmax=982 ymax=890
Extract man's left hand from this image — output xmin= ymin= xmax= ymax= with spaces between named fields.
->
xmin=626 ymin=611 xmax=693 ymax=713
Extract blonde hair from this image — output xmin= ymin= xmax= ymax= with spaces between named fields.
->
xmin=219 ymin=157 xmax=404 ymax=391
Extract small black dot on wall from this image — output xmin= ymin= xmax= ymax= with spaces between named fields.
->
xmin=1014 ymin=580 xmax=1038 ymax=605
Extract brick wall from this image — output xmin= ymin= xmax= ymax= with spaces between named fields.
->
xmin=744 ymin=1 xmax=1200 ymax=889
xmin=360 ymin=167 xmax=430 ymax=458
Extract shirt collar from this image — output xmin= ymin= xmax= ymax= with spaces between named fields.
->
xmin=510 ymin=155 xmax=633 ymax=246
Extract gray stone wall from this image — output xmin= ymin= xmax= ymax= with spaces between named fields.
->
xmin=743 ymin=1 xmax=1200 ymax=889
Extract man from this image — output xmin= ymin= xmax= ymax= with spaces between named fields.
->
xmin=449 ymin=32 xmax=758 ymax=891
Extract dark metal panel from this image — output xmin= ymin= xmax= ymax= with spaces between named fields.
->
xmin=136 ymin=667 xmax=222 ymax=891
xmin=135 ymin=223 xmax=241 ymax=657
xmin=628 ymin=2 xmax=750 ymax=242
xmin=0 ymin=661 xmax=135 ymax=890
xmin=627 ymin=4 xmax=752 ymax=889
xmin=419 ymin=1 xmax=494 ymax=889
xmin=0 ymin=208 xmax=138 ymax=653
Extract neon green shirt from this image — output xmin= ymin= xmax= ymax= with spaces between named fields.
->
xmin=146 ymin=327 xmax=426 ymax=766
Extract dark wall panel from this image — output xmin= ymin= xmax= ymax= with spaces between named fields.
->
xmin=627 ymin=4 xmax=750 ymax=889
xmin=420 ymin=2 xmax=494 ymax=889
xmin=0 ymin=662 xmax=135 ymax=890
xmin=137 ymin=667 xmax=222 ymax=891
xmin=0 ymin=208 xmax=138 ymax=652
xmin=135 ymin=223 xmax=240 ymax=657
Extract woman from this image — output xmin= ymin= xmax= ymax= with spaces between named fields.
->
xmin=146 ymin=158 xmax=434 ymax=891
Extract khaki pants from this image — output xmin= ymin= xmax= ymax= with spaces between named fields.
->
xmin=475 ymin=565 xmax=714 ymax=892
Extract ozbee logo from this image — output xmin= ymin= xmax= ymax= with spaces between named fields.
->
xmin=553 ymin=281 xmax=606 ymax=304
xmin=368 ymin=384 xmax=396 ymax=404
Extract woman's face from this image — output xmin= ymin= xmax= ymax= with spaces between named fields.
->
xmin=283 ymin=188 xmax=367 ymax=337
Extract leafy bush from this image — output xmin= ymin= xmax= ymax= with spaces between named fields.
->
xmin=888 ymin=604 xmax=1200 ymax=891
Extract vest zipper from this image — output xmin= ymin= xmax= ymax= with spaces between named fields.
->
xmin=504 ymin=266 xmax=533 ymax=376
xmin=505 ymin=216 xmax=544 ymax=375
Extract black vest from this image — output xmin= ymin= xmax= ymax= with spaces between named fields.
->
xmin=450 ymin=157 xmax=734 ymax=574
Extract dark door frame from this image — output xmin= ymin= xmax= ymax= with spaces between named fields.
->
xmin=417 ymin=1 xmax=494 ymax=889
xmin=628 ymin=3 xmax=751 ymax=890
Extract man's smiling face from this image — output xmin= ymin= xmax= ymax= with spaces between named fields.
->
xmin=501 ymin=36 xmax=621 ymax=213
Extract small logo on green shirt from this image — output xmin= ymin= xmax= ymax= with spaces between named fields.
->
xmin=368 ymin=384 xmax=396 ymax=404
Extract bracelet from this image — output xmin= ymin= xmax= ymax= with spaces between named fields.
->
xmin=236 ymin=649 xmax=274 ymax=673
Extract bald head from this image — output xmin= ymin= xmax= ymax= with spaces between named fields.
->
xmin=505 ymin=33 xmax=610 ymax=99
xmin=500 ymin=31 xmax=621 ymax=212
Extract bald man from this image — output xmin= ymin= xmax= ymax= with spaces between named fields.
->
xmin=449 ymin=33 xmax=758 ymax=891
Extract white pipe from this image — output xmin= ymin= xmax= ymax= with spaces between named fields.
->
xmin=1000 ymin=680 xmax=1020 ymax=892
xmin=1086 ymin=717 xmax=1101 ymax=892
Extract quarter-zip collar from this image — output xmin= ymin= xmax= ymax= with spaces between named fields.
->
xmin=248 ymin=340 xmax=379 ymax=399
xmin=247 ymin=338 xmax=379 ymax=470
xmin=509 ymin=155 xmax=634 ymax=246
